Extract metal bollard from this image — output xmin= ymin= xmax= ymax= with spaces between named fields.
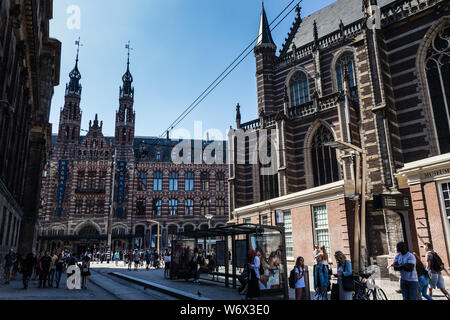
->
xmin=304 ymin=265 xmax=311 ymax=300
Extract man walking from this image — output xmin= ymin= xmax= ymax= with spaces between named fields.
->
xmin=425 ymin=243 xmax=450 ymax=300
xmin=39 ymin=251 xmax=52 ymax=288
xmin=3 ymin=248 xmax=16 ymax=284
xmin=133 ymin=250 xmax=140 ymax=271
xmin=394 ymin=242 xmax=419 ymax=300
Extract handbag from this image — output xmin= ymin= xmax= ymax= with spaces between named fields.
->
xmin=342 ymin=261 xmax=355 ymax=292
xmin=331 ymin=283 xmax=340 ymax=300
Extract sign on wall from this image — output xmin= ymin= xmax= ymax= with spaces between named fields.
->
xmin=373 ymin=194 xmax=412 ymax=211
xmin=56 ymin=160 xmax=69 ymax=218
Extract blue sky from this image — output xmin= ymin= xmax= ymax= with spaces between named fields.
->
xmin=49 ymin=0 xmax=336 ymax=138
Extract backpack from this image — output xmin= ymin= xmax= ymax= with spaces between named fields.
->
xmin=289 ymin=268 xmax=297 ymax=289
xmin=430 ymin=252 xmax=445 ymax=273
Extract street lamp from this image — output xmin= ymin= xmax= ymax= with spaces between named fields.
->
xmin=205 ymin=214 xmax=213 ymax=229
xmin=324 ymin=140 xmax=367 ymax=273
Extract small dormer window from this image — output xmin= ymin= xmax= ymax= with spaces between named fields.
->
xmin=156 ymin=152 xmax=161 ymax=161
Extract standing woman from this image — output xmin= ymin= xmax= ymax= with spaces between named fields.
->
xmin=334 ymin=251 xmax=353 ymax=300
xmin=294 ymin=257 xmax=306 ymax=300
xmin=313 ymin=254 xmax=329 ymax=300
xmin=246 ymin=250 xmax=260 ymax=300
xmin=413 ymin=252 xmax=432 ymax=300
xmin=80 ymin=255 xmax=91 ymax=290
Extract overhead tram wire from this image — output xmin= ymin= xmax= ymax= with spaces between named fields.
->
xmin=160 ymin=0 xmax=297 ymax=134
xmin=148 ymin=0 xmax=302 ymax=147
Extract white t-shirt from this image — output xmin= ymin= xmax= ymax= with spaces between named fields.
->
xmin=295 ymin=267 xmax=306 ymax=288
xmin=251 ymin=256 xmax=261 ymax=279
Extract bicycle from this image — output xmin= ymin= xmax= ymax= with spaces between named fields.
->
xmin=353 ymin=271 xmax=388 ymax=300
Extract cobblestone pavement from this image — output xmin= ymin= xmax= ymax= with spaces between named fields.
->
xmin=0 ymin=265 xmax=177 ymax=300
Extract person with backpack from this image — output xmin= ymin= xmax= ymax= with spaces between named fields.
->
xmin=394 ymin=242 xmax=418 ymax=300
xmin=425 ymin=243 xmax=450 ymax=300
xmin=313 ymin=254 xmax=329 ymax=300
xmin=80 ymin=255 xmax=91 ymax=289
xmin=293 ymin=256 xmax=306 ymax=300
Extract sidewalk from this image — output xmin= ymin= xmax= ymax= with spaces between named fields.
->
xmin=94 ymin=262 xmax=450 ymax=301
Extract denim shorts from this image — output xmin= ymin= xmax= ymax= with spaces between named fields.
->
xmin=429 ymin=273 xmax=445 ymax=289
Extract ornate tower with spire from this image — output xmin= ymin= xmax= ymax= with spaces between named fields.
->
xmin=55 ymin=38 xmax=83 ymax=158
xmin=254 ymin=2 xmax=277 ymax=117
xmin=114 ymin=41 xmax=136 ymax=158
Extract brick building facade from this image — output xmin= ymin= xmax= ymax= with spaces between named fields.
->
xmin=0 ymin=0 xmax=61 ymax=258
xmin=228 ymin=0 xmax=450 ymax=276
xmin=37 ymin=51 xmax=229 ymax=254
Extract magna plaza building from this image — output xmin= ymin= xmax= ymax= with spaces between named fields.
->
xmin=228 ymin=0 xmax=450 ymax=277
xmin=37 ymin=49 xmax=229 ymax=254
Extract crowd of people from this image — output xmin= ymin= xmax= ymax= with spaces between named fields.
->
xmin=239 ymin=242 xmax=450 ymax=301
xmin=2 ymin=241 xmax=449 ymax=300
xmin=1 ymin=248 xmax=91 ymax=290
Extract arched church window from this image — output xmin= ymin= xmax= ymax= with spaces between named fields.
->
xmin=425 ymin=25 xmax=450 ymax=154
xmin=289 ymin=71 xmax=309 ymax=107
xmin=336 ymin=52 xmax=356 ymax=91
xmin=311 ymin=126 xmax=340 ymax=187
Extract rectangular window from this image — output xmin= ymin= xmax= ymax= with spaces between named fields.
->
xmin=169 ymin=172 xmax=178 ymax=191
xmin=87 ymin=171 xmax=96 ymax=189
xmin=5 ymin=211 xmax=12 ymax=246
xmin=97 ymin=200 xmax=105 ymax=216
xmin=136 ymin=199 xmax=146 ymax=216
xmin=0 ymin=207 xmax=6 ymax=245
xmin=153 ymin=172 xmax=163 ymax=191
xmin=216 ymin=199 xmax=225 ymax=216
xmin=138 ymin=171 xmax=147 ymax=191
xmin=185 ymin=199 xmax=194 ymax=216
xmin=75 ymin=200 xmax=83 ymax=215
xmin=441 ymin=182 xmax=450 ymax=225
xmin=243 ymin=218 xmax=251 ymax=224
xmin=99 ymin=171 xmax=107 ymax=189
xmin=77 ymin=171 xmax=85 ymax=189
xmin=152 ymin=199 xmax=162 ymax=216
xmin=284 ymin=211 xmax=293 ymax=259
xmin=201 ymin=172 xmax=210 ymax=191
xmin=216 ymin=172 xmax=225 ymax=192
xmin=86 ymin=200 xmax=95 ymax=215
xmin=185 ymin=172 xmax=194 ymax=191
xmin=262 ymin=215 xmax=268 ymax=225
xmin=312 ymin=205 xmax=330 ymax=254
xmin=169 ymin=199 xmax=178 ymax=216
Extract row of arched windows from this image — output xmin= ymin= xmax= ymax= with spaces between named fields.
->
xmin=288 ymin=52 xmax=356 ymax=107
xmin=137 ymin=170 xmax=226 ymax=192
xmin=134 ymin=197 xmax=226 ymax=216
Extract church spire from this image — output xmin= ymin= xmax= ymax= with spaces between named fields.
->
xmin=66 ymin=37 xmax=82 ymax=96
xmin=255 ymin=2 xmax=276 ymax=48
xmin=120 ymin=41 xmax=134 ymax=99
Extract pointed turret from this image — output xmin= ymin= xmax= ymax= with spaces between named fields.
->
xmin=256 ymin=2 xmax=276 ymax=48
xmin=66 ymin=38 xmax=82 ymax=96
xmin=120 ymin=41 xmax=134 ymax=99
xmin=254 ymin=3 xmax=277 ymax=115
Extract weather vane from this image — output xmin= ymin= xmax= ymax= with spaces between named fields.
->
xmin=75 ymin=37 xmax=83 ymax=61
xmin=125 ymin=41 xmax=133 ymax=64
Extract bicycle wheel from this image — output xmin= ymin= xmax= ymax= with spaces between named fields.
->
xmin=375 ymin=288 xmax=388 ymax=300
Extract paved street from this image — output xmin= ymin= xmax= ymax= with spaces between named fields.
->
xmin=0 ymin=265 xmax=177 ymax=300
xmin=1 ymin=261 xmax=449 ymax=300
